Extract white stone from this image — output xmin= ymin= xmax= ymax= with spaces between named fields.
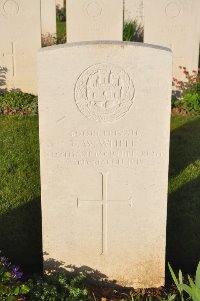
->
xmin=41 ymin=0 xmax=57 ymax=36
xmin=0 ymin=0 xmax=41 ymax=94
xmin=124 ymin=0 xmax=144 ymax=26
xmin=67 ymin=0 xmax=123 ymax=42
xmin=56 ymin=0 xmax=64 ymax=9
xmin=144 ymin=0 xmax=200 ymax=80
xmin=38 ymin=41 xmax=172 ymax=288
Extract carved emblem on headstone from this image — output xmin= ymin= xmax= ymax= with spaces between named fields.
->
xmin=165 ymin=1 xmax=181 ymax=18
xmin=75 ymin=64 xmax=135 ymax=122
xmin=85 ymin=1 xmax=102 ymax=18
xmin=1 ymin=0 xmax=19 ymax=16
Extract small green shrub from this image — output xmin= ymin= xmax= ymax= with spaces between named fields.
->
xmin=169 ymin=261 xmax=200 ymax=301
xmin=172 ymin=67 xmax=200 ymax=114
xmin=0 ymin=252 xmax=30 ymax=301
xmin=123 ymin=21 xmax=143 ymax=42
xmin=28 ymin=273 xmax=90 ymax=301
xmin=0 ymin=91 xmax=38 ymax=116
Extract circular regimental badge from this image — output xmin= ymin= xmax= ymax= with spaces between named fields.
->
xmin=165 ymin=1 xmax=181 ymax=18
xmin=75 ymin=64 xmax=135 ymax=123
xmin=86 ymin=1 xmax=102 ymax=17
xmin=1 ymin=0 xmax=19 ymax=16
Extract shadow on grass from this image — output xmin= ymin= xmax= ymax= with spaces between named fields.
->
xmin=0 ymin=198 xmax=43 ymax=274
xmin=166 ymin=117 xmax=200 ymax=274
xmin=166 ymin=176 xmax=200 ymax=274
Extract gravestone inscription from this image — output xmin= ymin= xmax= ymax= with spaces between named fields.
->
xmin=38 ymin=40 xmax=172 ymax=287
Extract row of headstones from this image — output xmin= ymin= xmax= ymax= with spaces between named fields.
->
xmin=0 ymin=0 xmax=199 ymax=95
xmin=56 ymin=0 xmax=143 ymax=24
xmin=67 ymin=0 xmax=200 ymax=81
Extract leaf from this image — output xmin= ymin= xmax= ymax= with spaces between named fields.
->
xmin=179 ymin=270 xmax=183 ymax=286
xmin=196 ymin=262 xmax=200 ymax=289
xmin=13 ymin=286 xmax=20 ymax=295
xmin=20 ymin=284 xmax=30 ymax=294
xmin=168 ymin=263 xmax=180 ymax=292
xmin=168 ymin=294 xmax=176 ymax=301
xmin=182 ymin=284 xmax=193 ymax=297
xmin=188 ymin=276 xmax=196 ymax=290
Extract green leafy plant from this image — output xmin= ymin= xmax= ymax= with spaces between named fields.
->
xmin=0 ymin=91 xmax=38 ymax=116
xmin=172 ymin=67 xmax=200 ymax=114
xmin=181 ymin=262 xmax=200 ymax=301
xmin=168 ymin=263 xmax=184 ymax=301
xmin=0 ymin=252 xmax=30 ymax=301
xmin=28 ymin=273 xmax=90 ymax=301
xmin=123 ymin=21 xmax=143 ymax=42
xmin=169 ymin=262 xmax=200 ymax=301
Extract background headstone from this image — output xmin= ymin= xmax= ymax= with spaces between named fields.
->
xmin=124 ymin=0 xmax=144 ymax=26
xmin=56 ymin=0 xmax=64 ymax=9
xmin=38 ymin=41 xmax=172 ymax=287
xmin=0 ymin=0 xmax=41 ymax=94
xmin=41 ymin=0 xmax=57 ymax=37
xmin=67 ymin=0 xmax=123 ymax=42
xmin=144 ymin=0 xmax=200 ymax=80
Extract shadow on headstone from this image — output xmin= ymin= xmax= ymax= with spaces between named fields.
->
xmin=166 ymin=118 xmax=200 ymax=276
xmin=44 ymin=256 xmax=133 ymax=293
xmin=0 ymin=198 xmax=43 ymax=274
xmin=0 ymin=66 xmax=8 ymax=94
xmin=133 ymin=24 xmax=144 ymax=42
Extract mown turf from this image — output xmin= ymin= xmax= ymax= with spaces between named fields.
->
xmin=167 ymin=116 xmax=200 ymax=273
xmin=0 ymin=116 xmax=42 ymax=273
xmin=0 ymin=116 xmax=200 ymax=273
xmin=57 ymin=21 xmax=66 ymax=39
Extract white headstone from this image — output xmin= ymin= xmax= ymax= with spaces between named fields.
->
xmin=38 ymin=41 xmax=172 ymax=288
xmin=41 ymin=0 xmax=57 ymax=36
xmin=67 ymin=0 xmax=123 ymax=42
xmin=56 ymin=0 xmax=64 ymax=9
xmin=0 ymin=0 xmax=41 ymax=94
xmin=144 ymin=0 xmax=200 ymax=80
xmin=124 ymin=0 xmax=144 ymax=26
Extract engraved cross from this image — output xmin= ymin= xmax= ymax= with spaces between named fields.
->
xmin=2 ymin=42 xmax=24 ymax=77
xmin=77 ymin=172 xmax=133 ymax=255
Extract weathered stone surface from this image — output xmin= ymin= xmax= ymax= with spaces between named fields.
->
xmin=124 ymin=0 xmax=144 ymax=26
xmin=67 ymin=0 xmax=123 ymax=42
xmin=41 ymin=0 xmax=56 ymax=36
xmin=38 ymin=41 xmax=172 ymax=288
xmin=144 ymin=0 xmax=200 ymax=80
xmin=0 ymin=0 xmax=41 ymax=94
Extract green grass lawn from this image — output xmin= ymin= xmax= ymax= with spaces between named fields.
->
xmin=57 ymin=21 xmax=66 ymax=38
xmin=0 ymin=116 xmax=200 ymax=274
